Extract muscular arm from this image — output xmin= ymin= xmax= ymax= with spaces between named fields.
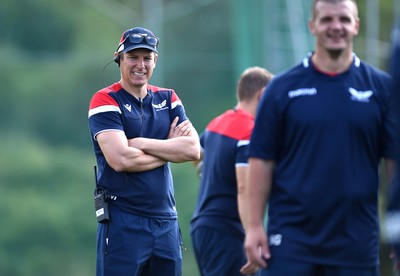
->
xmin=129 ymin=118 xmax=201 ymax=163
xmin=240 ymin=158 xmax=274 ymax=274
xmin=97 ymin=131 xmax=167 ymax=172
xmin=98 ymin=118 xmax=200 ymax=172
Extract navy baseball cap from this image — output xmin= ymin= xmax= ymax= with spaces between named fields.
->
xmin=115 ymin=27 xmax=159 ymax=55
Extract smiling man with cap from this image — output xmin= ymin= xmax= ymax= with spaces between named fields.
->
xmin=114 ymin=27 xmax=159 ymax=64
xmin=88 ymin=27 xmax=200 ymax=276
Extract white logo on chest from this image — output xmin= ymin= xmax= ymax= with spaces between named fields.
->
xmin=124 ymin=104 xmax=132 ymax=112
xmin=348 ymin=87 xmax=373 ymax=102
xmin=152 ymin=99 xmax=167 ymax=109
xmin=288 ymin=88 xmax=317 ymax=98
xmin=152 ymin=100 xmax=169 ymax=111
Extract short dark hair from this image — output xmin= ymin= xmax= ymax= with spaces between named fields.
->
xmin=311 ymin=0 xmax=358 ymax=20
xmin=237 ymin=67 xmax=273 ymax=102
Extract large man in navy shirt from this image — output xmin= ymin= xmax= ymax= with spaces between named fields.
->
xmin=88 ymin=27 xmax=200 ymax=276
xmin=241 ymin=1 xmax=397 ymax=276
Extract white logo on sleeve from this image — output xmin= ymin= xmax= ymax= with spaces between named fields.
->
xmin=269 ymin=234 xmax=283 ymax=246
xmin=348 ymin=87 xmax=373 ymax=102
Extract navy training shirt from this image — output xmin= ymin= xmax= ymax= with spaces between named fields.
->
xmin=191 ymin=109 xmax=254 ymax=238
xmin=88 ymin=82 xmax=188 ymax=218
xmin=249 ymin=54 xmax=396 ymax=267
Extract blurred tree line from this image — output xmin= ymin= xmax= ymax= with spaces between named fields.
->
xmin=0 ymin=0 xmax=396 ymax=275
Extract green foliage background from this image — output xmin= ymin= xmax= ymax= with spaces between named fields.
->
xmin=0 ymin=0 xmax=397 ymax=275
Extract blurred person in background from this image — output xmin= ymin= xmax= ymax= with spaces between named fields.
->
xmin=384 ymin=18 xmax=400 ymax=275
xmin=88 ymin=26 xmax=200 ymax=276
xmin=241 ymin=1 xmax=397 ymax=275
xmin=190 ymin=66 xmax=273 ymax=276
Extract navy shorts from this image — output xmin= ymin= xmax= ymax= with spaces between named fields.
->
xmin=191 ymin=226 xmax=249 ymax=276
xmin=96 ymin=208 xmax=182 ymax=276
xmin=259 ymin=257 xmax=378 ymax=276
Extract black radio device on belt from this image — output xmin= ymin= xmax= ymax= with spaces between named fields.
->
xmin=93 ymin=166 xmax=110 ymax=223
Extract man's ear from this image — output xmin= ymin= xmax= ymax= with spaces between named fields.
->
xmin=154 ymin=54 xmax=158 ymax=68
xmin=308 ymin=19 xmax=317 ymax=36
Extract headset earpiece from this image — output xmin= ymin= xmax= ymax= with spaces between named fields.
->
xmin=114 ymin=52 xmax=120 ymax=65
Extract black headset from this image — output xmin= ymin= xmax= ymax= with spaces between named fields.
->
xmin=114 ymin=52 xmax=121 ymax=66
